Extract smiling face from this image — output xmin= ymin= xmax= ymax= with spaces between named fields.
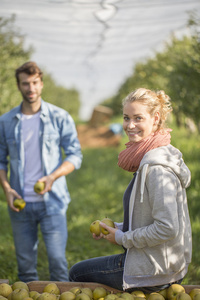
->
xmin=18 ymin=72 xmax=43 ymax=104
xmin=123 ymin=101 xmax=160 ymax=143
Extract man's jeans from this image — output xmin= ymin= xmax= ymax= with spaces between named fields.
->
xmin=9 ymin=201 xmax=68 ymax=282
xmin=69 ymin=253 xmax=182 ymax=293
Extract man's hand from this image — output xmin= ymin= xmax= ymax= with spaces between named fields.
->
xmin=36 ymin=174 xmax=55 ymax=194
xmin=5 ymin=188 xmax=22 ymax=212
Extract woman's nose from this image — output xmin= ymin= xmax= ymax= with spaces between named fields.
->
xmin=128 ymin=120 xmax=135 ymax=128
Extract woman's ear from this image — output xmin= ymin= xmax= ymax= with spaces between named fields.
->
xmin=154 ymin=111 xmax=160 ymax=126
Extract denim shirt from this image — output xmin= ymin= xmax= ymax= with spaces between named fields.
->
xmin=0 ymin=100 xmax=83 ymax=215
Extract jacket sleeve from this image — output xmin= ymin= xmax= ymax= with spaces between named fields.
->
xmin=0 ymin=120 xmax=8 ymax=171
xmin=60 ymin=113 xmax=83 ymax=170
xmin=121 ymin=165 xmax=180 ymax=249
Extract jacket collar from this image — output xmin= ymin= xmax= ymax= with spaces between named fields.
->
xmin=14 ymin=99 xmax=47 ymax=119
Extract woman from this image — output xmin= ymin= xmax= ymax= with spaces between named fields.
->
xmin=69 ymin=88 xmax=192 ymax=293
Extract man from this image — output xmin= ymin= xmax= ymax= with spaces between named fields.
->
xmin=0 ymin=61 xmax=83 ymax=282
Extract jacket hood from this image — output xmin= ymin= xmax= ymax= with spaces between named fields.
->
xmin=139 ymin=144 xmax=191 ymax=189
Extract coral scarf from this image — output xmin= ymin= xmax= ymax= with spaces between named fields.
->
xmin=118 ymin=129 xmax=172 ymax=172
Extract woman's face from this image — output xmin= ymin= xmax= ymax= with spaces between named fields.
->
xmin=123 ymin=101 xmax=159 ymax=143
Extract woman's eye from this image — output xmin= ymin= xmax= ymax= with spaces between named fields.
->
xmin=124 ymin=116 xmax=129 ymax=121
xmin=136 ymin=116 xmax=142 ymax=121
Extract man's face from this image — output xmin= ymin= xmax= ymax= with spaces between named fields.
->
xmin=17 ymin=72 xmax=43 ymax=104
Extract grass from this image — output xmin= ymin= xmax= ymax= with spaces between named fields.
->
xmin=0 ymin=119 xmax=199 ymax=285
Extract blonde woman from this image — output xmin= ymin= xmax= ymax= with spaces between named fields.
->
xmin=69 ymin=88 xmax=192 ymax=293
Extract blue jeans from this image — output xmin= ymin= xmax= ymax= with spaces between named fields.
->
xmin=69 ymin=253 xmax=183 ymax=293
xmin=69 ymin=253 xmax=125 ymax=290
xmin=9 ymin=201 xmax=68 ymax=282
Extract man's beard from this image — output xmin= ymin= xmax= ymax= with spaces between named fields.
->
xmin=22 ymin=91 xmax=41 ymax=103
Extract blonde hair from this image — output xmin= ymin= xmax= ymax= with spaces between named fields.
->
xmin=122 ymin=88 xmax=172 ymax=130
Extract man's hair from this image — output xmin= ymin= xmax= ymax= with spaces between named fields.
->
xmin=15 ymin=61 xmax=43 ymax=84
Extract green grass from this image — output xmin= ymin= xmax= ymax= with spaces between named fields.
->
xmin=0 ymin=121 xmax=199 ymax=285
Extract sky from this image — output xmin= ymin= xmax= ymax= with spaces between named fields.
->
xmin=1 ymin=0 xmax=200 ymax=120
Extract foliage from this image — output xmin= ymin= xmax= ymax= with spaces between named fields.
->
xmin=104 ymin=12 xmax=200 ymax=131
xmin=0 ymin=15 xmax=32 ymax=115
xmin=0 ymin=15 xmax=80 ymax=118
xmin=42 ymin=73 xmax=80 ymax=120
xmin=0 ymin=120 xmax=199 ymax=285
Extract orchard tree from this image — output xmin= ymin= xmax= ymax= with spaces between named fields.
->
xmin=42 ymin=73 xmax=80 ymax=120
xmin=0 ymin=15 xmax=80 ymax=119
xmin=167 ymin=12 xmax=200 ymax=130
xmin=104 ymin=12 xmax=200 ymax=131
xmin=0 ymin=15 xmax=32 ymax=115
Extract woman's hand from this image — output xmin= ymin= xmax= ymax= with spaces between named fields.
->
xmin=93 ymin=222 xmax=118 ymax=244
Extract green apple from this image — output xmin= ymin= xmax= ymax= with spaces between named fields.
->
xmin=12 ymin=289 xmax=29 ymax=300
xmin=75 ymin=293 xmax=91 ymax=300
xmin=80 ymin=289 xmax=93 ymax=300
xmin=29 ymin=291 xmax=41 ymax=300
xmin=105 ymin=294 xmax=118 ymax=300
xmin=131 ymin=291 xmax=146 ymax=298
xmin=158 ymin=288 xmax=167 ymax=299
xmin=90 ymin=220 xmax=101 ymax=236
xmin=69 ymin=288 xmax=81 ymax=296
xmin=176 ymin=293 xmax=191 ymax=300
xmin=8 ymin=292 xmax=13 ymax=300
xmin=148 ymin=293 xmax=165 ymax=300
xmin=13 ymin=198 xmax=26 ymax=210
xmin=34 ymin=181 xmax=45 ymax=194
xmin=193 ymin=295 xmax=200 ymax=300
xmin=93 ymin=287 xmax=107 ymax=300
xmin=43 ymin=283 xmax=60 ymax=295
xmin=145 ymin=294 xmax=150 ymax=300
xmin=12 ymin=282 xmax=29 ymax=292
xmin=60 ymin=292 xmax=76 ymax=300
xmin=0 ymin=283 xmax=13 ymax=298
xmin=189 ymin=289 xmax=200 ymax=300
xmin=100 ymin=217 xmax=115 ymax=235
xmin=115 ymin=293 xmax=122 ymax=297
xmin=37 ymin=293 xmax=57 ymax=300
xmin=120 ymin=292 xmax=134 ymax=300
xmin=0 ymin=296 xmax=8 ymax=300
xmin=167 ymin=284 xmax=185 ymax=300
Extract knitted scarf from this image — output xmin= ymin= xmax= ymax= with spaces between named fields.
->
xmin=118 ymin=129 xmax=172 ymax=172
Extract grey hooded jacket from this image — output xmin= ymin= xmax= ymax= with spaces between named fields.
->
xmin=115 ymin=144 xmax=192 ymax=290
